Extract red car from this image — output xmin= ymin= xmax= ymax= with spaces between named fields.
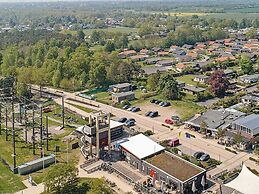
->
xmin=165 ymin=119 xmax=174 ymax=125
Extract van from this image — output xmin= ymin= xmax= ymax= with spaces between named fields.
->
xmin=168 ymin=138 xmax=180 ymax=147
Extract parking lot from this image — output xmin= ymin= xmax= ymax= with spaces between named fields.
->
xmin=129 ymin=101 xmax=179 ymax=123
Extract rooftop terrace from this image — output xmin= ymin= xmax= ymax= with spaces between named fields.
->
xmin=146 ymin=152 xmax=204 ymax=182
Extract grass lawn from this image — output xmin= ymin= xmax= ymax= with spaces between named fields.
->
xmin=44 ymin=103 xmax=87 ymax=125
xmin=171 ymin=100 xmax=206 ymax=121
xmin=94 ymin=91 xmax=112 ymax=105
xmin=0 ymin=162 xmax=26 ymax=193
xmin=66 ymin=102 xmax=93 ymax=113
xmin=176 ymin=75 xmax=196 ymax=86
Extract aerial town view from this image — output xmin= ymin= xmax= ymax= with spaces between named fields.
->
xmin=0 ymin=0 xmax=258 ymax=194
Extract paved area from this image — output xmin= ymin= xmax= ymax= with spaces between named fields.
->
xmin=136 ymin=102 xmax=178 ymax=122
xmin=31 ymin=85 xmax=259 ymax=191
xmin=77 ymin=155 xmax=138 ymax=194
xmin=14 ymin=181 xmax=44 ymax=194
xmin=112 ymin=161 xmax=143 ymax=182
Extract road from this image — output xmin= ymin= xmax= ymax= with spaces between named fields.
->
xmin=32 ymin=85 xmax=259 ymax=177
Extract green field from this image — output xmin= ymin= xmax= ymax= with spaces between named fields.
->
xmin=0 ymin=162 xmax=26 ymax=193
xmin=171 ymin=100 xmax=206 ymax=121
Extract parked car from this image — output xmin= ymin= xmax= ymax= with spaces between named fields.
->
xmin=168 ymin=138 xmax=180 ymax=147
xmin=123 ymin=105 xmax=130 ymax=109
xmin=125 ymin=120 xmax=135 ymax=127
xmin=165 ymin=119 xmax=174 ymax=125
xmin=154 ymin=100 xmax=161 ymax=104
xmin=149 ymin=111 xmax=158 ymax=118
xmin=193 ymin=152 xmax=205 ymax=160
xmin=127 ymin=106 xmax=135 ymax=111
xmin=118 ymin=117 xmax=127 ymax=123
xmin=126 ymin=118 xmax=136 ymax=123
xmin=199 ymin=154 xmax=210 ymax=161
xmin=159 ymin=102 xmax=165 ymax=106
xmin=150 ymin=99 xmax=156 ymax=103
xmin=145 ymin=111 xmax=152 ymax=116
xmin=171 ymin=115 xmax=180 ymax=121
xmin=162 ymin=102 xmax=171 ymax=107
xmin=132 ymin=107 xmax=140 ymax=112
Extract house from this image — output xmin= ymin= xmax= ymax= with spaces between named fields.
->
xmin=145 ymin=58 xmax=161 ymax=65
xmin=176 ymin=63 xmax=187 ymax=72
xmin=130 ymin=55 xmax=149 ymax=62
xmin=109 ymin=83 xmax=132 ymax=93
xmin=239 ymin=74 xmax=259 ymax=84
xmin=177 ymin=80 xmax=186 ymax=88
xmin=193 ymin=75 xmax=209 ymax=83
xmin=140 ymin=48 xmax=150 ymax=55
xmin=157 ymin=51 xmax=169 ymax=57
xmin=176 ymin=55 xmax=193 ymax=62
xmin=156 ymin=60 xmax=174 ymax=66
xmin=185 ymin=109 xmax=245 ymax=135
xmin=118 ymin=50 xmax=137 ymax=59
xmin=182 ymin=44 xmax=194 ymax=50
xmin=181 ymin=85 xmax=206 ymax=95
xmin=241 ymin=93 xmax=259 ymax=105
xmin=224 ymin=69 xmax=236 ymax=78
xmin=231 ymin=114 xmax=259 ymax=139
xmin=112 ymin=91 xmax=135 ymax=103
xmin=142 ymin=66 xmax=168 ymax=75
xmin=152 ymin=47 xmax=163 ymax=53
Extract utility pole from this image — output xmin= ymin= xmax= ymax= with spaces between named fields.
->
xmin=5 ymin=107 xmax=8 ymax=141
xmin=32 ymin=106 xmax=35 ymax=155
xmin=40 ymin=106 xmax=43 ymax=158
xmin=11 ymin=96 xmax=16 ymax=170
xmin=66 ymin=140 xmax=69 ymax=163
xmin=0 ymin=103 xmax=2 ymax=135
xmin=62 ymin=96 xmax=65 ymax=129
xmin=46 ymin=116 xmax=49 ymax=151
xmin=24 ymin=106 xmax=27 ymax=144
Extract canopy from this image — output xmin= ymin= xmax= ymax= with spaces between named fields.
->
xmin=224 ymin=165 xmax=259 ymax=194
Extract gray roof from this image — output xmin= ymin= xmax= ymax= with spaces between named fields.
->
xmin=187 ymin=109 xmax=245 ymax=131
xmin=112 ymin=91 xmax=135 ymax=98
xmin=142 ymin=66 xmax=168 ymax=75
xmin=232 ymin=114 xmax=259 ymax=135
xmin=239 ymin=74 xmax=259 ymax=80
xmin=182 ymin=85 xmax=206 ymax=93
xmin=112 ymin=83 xmax=131 ymax=88
xmin=157 ymin=60 xmax=174 ymax=65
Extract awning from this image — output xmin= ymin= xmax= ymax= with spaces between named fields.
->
xmin=224 ymin=165 xmax=259 ymax=194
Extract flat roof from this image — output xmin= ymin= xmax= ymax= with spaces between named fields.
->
xmin=120 ymin=134 xmax=165 ymax=160
xmin=146 ymin=152 xmax=204 ymax=182
xmin=112 ymin=91 xmax=135 ymax=98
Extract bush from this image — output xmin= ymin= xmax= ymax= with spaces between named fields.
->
xmin=225 ymin=147 xmax=237 ymax=154
xmin=143 ymin=130 xmax=154 ymax=136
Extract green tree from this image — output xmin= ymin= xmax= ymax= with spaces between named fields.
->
xmin=234 ymin=132 xmax=243 ymax=144
xmin=246 ymin=28 xmax=257 ymax=39
xmin=240 ymin=54 xmax=254 ymax=75
xmin=216 ymin=128 xmax=226 ymax=139
xmin=77 ymin=30 xmax=85 ymax=40
xmin=105 ymin=41 xmax=115 ymax=52
xmin=200 ymin=120 xmax=208 ymax=135
xmin=147 ymin=73 xmax=160 ymax=91
xmin=44 ymin=163 xmax=78 ymax=194
xmin=158 ymin=74 xmax=180 ymax=100
xmin=52 ymin=69 xmax=62 ymax=87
